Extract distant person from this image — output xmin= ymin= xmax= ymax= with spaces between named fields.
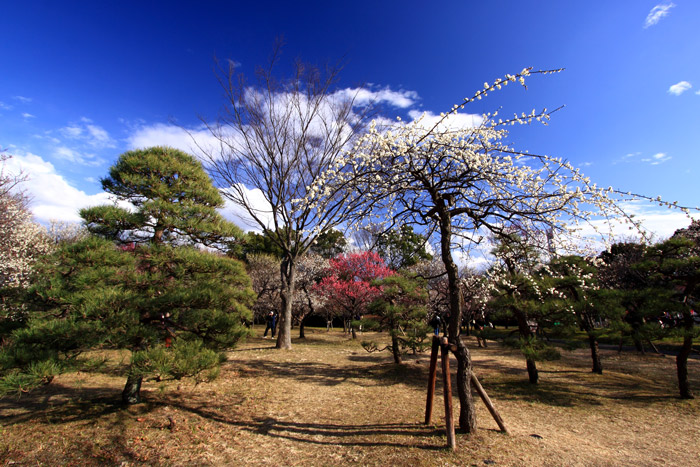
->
xmin=429 ymin=314 xmax=441 ymax=336
xmin=263 ymin=310 xmax=277 ymax=338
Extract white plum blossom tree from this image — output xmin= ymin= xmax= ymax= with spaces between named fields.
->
xmin=305 ymin=67 xmax=695 ymax=433
xmin=0 ymin=154 xmax=53 ymax=319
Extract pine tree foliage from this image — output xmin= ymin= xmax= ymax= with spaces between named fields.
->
xmin=1 ymin=148 xmax=254 ymax=402
xmin=81 ymin=146 xmax=241 ymax=247
xmin=1 ymin=237 xmax=254 ymax=399
xmin=363 ymin=274 xmax=431 ymax=364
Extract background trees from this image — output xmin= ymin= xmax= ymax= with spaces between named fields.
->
xmin=633 ymin=222 xmax=700 ymax=399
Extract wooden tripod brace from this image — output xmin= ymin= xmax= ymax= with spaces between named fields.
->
xmin=424 ymin=335 xmax=509 ymax=450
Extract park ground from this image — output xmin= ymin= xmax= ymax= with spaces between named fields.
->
xmin=1 ymin=328 xmax=699 ymax=466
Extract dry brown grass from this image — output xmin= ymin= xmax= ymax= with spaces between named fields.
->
xmin=2 ymin=328 xmax=699 ymax=466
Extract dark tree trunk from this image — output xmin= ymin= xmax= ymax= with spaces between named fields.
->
xmin=299 ymin=318 xmax=306 ymax=339
xmin=455 ymin=338 xmax=476 ymax=431
xmin=588 ymin=333 xmax=603 ymax=374
xmin=391 ymin=332 xmax=402 ymax=364
xmin=122 ymin=373 xmax=143 ymax=404
xmin=437 ymin=208 xmax=476 ymax=433
xmin=581 ymin=317 xmax=602 ymax=374
xmin=677 ymin=311 xmax=695 ymax=399
xmin=276 ymin=257 xmax=296 ymax=350
xmin=526 ymin=358 xmax=539 ymax=384
xmin=515 ymin=310 xmax=538 ymax=384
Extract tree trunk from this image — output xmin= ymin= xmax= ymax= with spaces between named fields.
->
xmin=122 ymin=373 xmax=143 ymax=404
xmin=391 ymin=332 xmax=402 ymax=364
xmin=454 ymin=338 xmax=476 ymax=431
xmin=677 ymin=311 xmax=695 ymax=399
xmin=299 ymin=317 xmax=306 ymax=339
xmin=588 ymin=332 xmax=603 ymax=374
xmin=276 ymin=257 xmax=296 ymax=350
xmin=515 ymin=312 xmax=538 ymax=384
xmin=526 ymin=358 xmax=539 ymax=384
xmin=437 ymin=208 xmax=476 ymax=433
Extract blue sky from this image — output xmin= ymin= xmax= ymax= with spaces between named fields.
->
xmin=2 ymin=1 xmax=699 ymax=238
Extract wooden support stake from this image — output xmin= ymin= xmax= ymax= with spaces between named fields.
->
xmin=471 ymin=372 xmax=509 ymax=434
xmin=441 ymin=342 xmax=456 ymax=450
xmin=424 ymin=336 xmax=440 ymax=425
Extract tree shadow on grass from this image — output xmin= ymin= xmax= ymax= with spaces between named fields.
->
xmin=164 ymin=400 xmax=448 ymax=451
xmin=0 ymin=382 xmax=449 ymax=453
xmin=236 ymin=357 xmax=419 ymax=388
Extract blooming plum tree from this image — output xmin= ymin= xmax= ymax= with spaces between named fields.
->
xmin=314 ymin=251 xmax=394 ymax=338
xmin=305 ymin=67 xmax=695 ymax=432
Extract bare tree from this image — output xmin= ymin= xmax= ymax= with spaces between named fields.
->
xmin=200 ymin=50 xmax=372 ymax=349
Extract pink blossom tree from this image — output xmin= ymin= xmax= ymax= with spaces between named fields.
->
xmin=314 ymin=251 xmax=394 ymax=338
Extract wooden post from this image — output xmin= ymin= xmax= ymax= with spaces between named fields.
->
xmin=471 ymin=372 xmax=509 ymax=434
xmin=441 ymin=341 xmax=456 ymax=450
xmin=424 ymin=336 xmax=440 ymax=425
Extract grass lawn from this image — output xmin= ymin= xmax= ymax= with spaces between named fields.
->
xmin=1 ymin=327 xmax=699 ymax=466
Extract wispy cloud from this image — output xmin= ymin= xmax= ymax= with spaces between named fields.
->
xmin=22 ymin=112 xmax=35 ymax=119
xmin=616 ymin=151 xmax=670 ymax=166
xmin=641 ymin=152 xmax=671 ymax=165
xmin=0 ymin=101 xmax=13 ymax=110
xmin=644 ymin=3 xmax=675 ymax=28
xmin=54 ymin=146 xmax=105 ymax=166
xmin=226 ymin=58 xmax=242 ymax=69
xmin=59 ymin=118 xmax=115 ymax=148
xmin=13 ymin=95 xmax=32 ymax=104
xmin=668 ymin=81 xmax=692 ymax=95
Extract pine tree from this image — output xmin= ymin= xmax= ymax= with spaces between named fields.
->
xmin=363 ymin=274 xmax=430 ymax=364
xmin=81 ymin=146 xmax=241 ymax=247
xmin=1 ymin=147 xmax=254 ymax=403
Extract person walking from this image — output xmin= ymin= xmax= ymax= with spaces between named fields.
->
xmin=263 ymin=310 xmax=277 ymax=338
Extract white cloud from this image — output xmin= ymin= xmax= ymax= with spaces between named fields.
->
xmin=0 ymin=101 xmax=12 ymax=110
xmin=334 ymin=87 xmax=419 ymax=108
xmin=220 ymin=185 xmax=275 ymax=233
xmin=3 ymin=151 xmax=114 ymax=224
xmin=126 ymin=123 xmax=220 ymax=157
xmin=22 ymin=113 xmax=35 ymax=119
xmin=644 ymin=3 xmax=675 ymax=28
xmin=408 ymin=110 xmax=484 ymax=130
xmin=668 ymin=81 xmax=692 ymax=95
